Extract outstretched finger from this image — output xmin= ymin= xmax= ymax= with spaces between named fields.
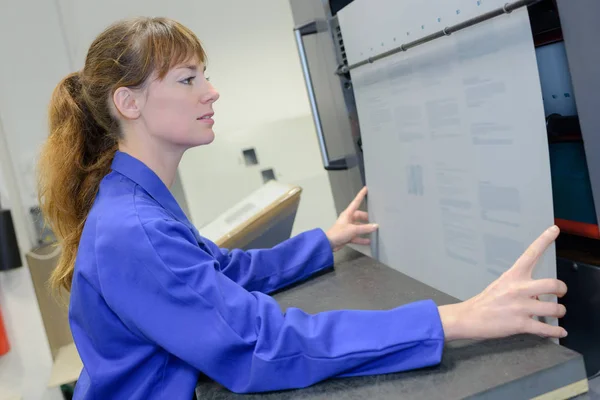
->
xmin=353 ymin=210 xmax=369 ymax=222
xmin=525 ymin=299 xmax=567 ymax=318
xmin=347 ymin=187 xmax=368 ymax=214
xmin=511 ymin=226 xmax=560 ymax=277
xmin=355 ymin=223 xmax=379 ymax=235
xmin=351 ymin=237 xmax=371 ymax=246
xmin=523 ymin=279 xmax=567 ymax=298
xmin=524 ymin=318 xmax=567 ymax=338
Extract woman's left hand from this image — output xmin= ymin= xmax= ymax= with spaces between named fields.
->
xmin=326 ymin=187 xmax=379 ymax=252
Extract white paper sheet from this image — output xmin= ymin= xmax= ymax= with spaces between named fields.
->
xmin=338 ymin=0 xmax=556 ymax=301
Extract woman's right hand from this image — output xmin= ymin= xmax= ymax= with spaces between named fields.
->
xmin=439 ymin=225 xmax=568 ymax=341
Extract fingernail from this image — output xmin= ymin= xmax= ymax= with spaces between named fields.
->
xmin=561 ymin=329 xmax=568 ymax=338
xmin=372 ymin=224 xmax=379 ymax=229
xmin=550 ymin=225 xmax=559 ymax=232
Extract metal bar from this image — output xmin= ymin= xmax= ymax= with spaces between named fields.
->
xmin=339 ymin=0 xmax=542 ymax=73
xmin=294 ymin=24 xmax=332 ymax=169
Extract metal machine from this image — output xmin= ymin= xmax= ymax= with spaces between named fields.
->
xmin=290 ymin=0 xmax=365 ymax=217
xmin=289 ymin=0 xmax=599 ymax=379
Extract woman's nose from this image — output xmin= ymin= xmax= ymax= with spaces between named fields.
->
xmin=201 ymin=82 xmax=220 ymax=104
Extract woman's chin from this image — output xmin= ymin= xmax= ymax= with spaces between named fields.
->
xmin=202 ymin=129 xmax=216 ymax=144
xmin=188 ymin=129 xmax=216 ymax=147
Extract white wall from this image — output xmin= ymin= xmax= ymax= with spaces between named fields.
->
xmin=0 ymin=1 xmax=337 ymax=399
xmin=57 ymin=0 xmax=338 ymax=235
xmin=185 ymin=115 xmax=338 ymax=234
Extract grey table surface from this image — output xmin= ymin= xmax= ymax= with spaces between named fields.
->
xmin=196 ymin=248 xmax=591 ymax=399
xmin=587 ymin=375 xmax=600 ymax=399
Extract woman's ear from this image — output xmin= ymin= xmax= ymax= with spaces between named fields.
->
xmin=113 ymin=87 xmax=143 ymax=120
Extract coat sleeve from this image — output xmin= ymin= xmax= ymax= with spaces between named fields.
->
xmin=200 ymin=229 xmax=334 ymax=294
xmin=96 ymin=216 xmax=445 ymax=394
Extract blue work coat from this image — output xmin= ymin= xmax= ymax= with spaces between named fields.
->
xmin=69 ymin=151 xmax=445 ymax=399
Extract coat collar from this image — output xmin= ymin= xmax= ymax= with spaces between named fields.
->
xmin=111 ymin=151 xmax=192 ymax=229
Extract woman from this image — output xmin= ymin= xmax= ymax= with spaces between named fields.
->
xmin=38 ymin=17 xmax=568 ymax=399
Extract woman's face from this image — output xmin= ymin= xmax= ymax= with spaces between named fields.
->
xmin=138 ymin=59 xmax=220 ymax=149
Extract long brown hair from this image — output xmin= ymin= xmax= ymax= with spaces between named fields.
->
xmin=38 ymin=17 xmax=206 ymax=292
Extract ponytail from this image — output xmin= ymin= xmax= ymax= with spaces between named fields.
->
xmin=38 ymin=72 xmax=117 ymax=293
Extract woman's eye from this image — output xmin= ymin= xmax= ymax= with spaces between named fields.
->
xmin=181 ymin=76 xmax=195 ymax=85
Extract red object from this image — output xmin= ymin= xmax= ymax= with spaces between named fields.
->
xmin=555 ymin=218 xmax=600 ymax=240
xmin=0 ymin=307 xmax=10 ymax=356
